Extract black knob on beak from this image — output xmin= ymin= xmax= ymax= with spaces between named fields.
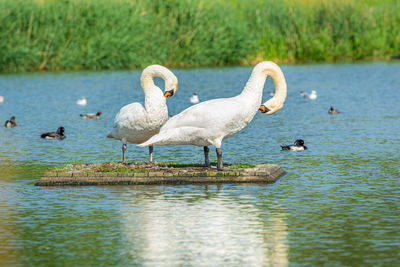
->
xmin=259 ymin=105 xmax=270 ymax=113
xmin=164 ymin=90 xmax=174 ymax=98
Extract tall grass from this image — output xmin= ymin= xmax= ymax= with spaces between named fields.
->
xmin=0 ymin=0 xmax=399 ymax=72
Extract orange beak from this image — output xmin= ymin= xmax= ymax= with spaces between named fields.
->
xmin=259 ymin=105 xmax=267 ymax=113
xmin=164 ymin=90 xmax=174 ymax=98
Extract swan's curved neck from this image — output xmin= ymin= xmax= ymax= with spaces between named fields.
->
xmin=141 ymin=65 xmax=172 ymax=90
xmin=140 ymin=65 xmax=171 ymax=112
xmin=240 ymin=62 xmax=287 ymax=112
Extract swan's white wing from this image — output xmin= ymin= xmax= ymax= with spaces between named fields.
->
xmin=109 ymin=102 xmax=147 ymax=140
xmin=162 ymin=97 xmax=240 ymax=131
xmin=113 ymin=103 xmax=146 ymax=126
xmin=140 ymin=96 xmax=251 ymax=147
xmin=139 ymin=127 xmax=211 ymax=146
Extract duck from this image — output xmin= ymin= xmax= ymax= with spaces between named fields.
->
xmin=76 ymin=96 xmax=87 ymax=106
xmin=328 ymin=105 xmax=339 ymax=114
xmin=190 ymin=92 xmax=200 ymax=104
xmin=41 ymin=127 xmax=65 ymax=140
xmin=4 ymin=116 xmax=17 ymax=127
xmin=300 ymin=90 xmax=317 ymax=100
xmin=80 ymin=111 xmax=102 ymax=119
xmin=281 ymin=139 xmax=307 ymax=151
xmin=0 ymin=96 xmax=4 ymax=103
xmin=107 ymin=65 xmax=178 ymax=164
xmin=139 ymin=61 xmax=287 ymax=170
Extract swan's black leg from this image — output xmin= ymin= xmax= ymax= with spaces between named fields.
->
xmin=122 ymin=144 xmax=127 ymax=164
xmin=204 ymin=146 xmax=210 ymax=167
xmin=216 ymin=148 xmax=223 ymax=170
xmin=148 ymin=146 xmax=153 ymax=163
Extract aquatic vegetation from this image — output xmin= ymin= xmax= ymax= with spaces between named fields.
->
xmin=229 ymin=163 xmax=256 ymax=169
xmin=0 ymin=0 xmax=398 ymax=72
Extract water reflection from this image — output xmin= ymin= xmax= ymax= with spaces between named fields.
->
xmin=121 ymin=185 xmax=288 ymax=266
xmin=0 ymin=181 xmax=21 ymax=266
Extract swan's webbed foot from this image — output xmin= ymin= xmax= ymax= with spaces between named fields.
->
xmin=204 ymin=146 xmax=210 ymax=167
xmin=148 ymin=146 xmax=153 ymax=163
xmin=122 ymin=143 xmax=127 ymax=164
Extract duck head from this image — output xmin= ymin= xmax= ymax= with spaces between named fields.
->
xmin=96 ymin=111 xmax=102 ymax=116
xmin=294 ymin=139 xmax=305 ymax=146
xmin=57 ymin=127 xmax=65 ymax=135
xmin=10 ymin=116 xmax=16 ymax=123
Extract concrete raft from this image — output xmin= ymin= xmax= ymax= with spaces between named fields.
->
xmin=36 ymin=164 xmax=285 ymax=186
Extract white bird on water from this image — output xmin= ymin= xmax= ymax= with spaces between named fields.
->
xmin=76 ymin=96 xmax=87 ymax=106
xmin=190 ymin=92 xmax=200 ymax=104
xmin=0 ymin=96 xmax=4 ymax=103
xmin=139 ymin=61 xmax=287 ymax=170
xmin=300 ymin=90 xmax=317 ymax=100
xmin=107 ymin=65 xmax=178 ymax=164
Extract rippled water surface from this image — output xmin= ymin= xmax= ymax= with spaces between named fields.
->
xmin=1 ymin=63 xmax=399 ymax=266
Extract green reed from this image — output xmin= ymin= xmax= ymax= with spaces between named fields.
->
xmin=0 ymin=0 xmax=398 ymax=72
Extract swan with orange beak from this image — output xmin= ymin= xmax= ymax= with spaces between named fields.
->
xmin=107 ymin=65 xmax=178 ymax=164
xmin=139 ymin=61 xmax=287 ymax=170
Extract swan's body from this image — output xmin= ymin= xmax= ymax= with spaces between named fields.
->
xmin=76 ymin=96 xmax=87 ymax=106
xmin=190 ymin=92 xmax=200 ymax=104
xmin=4 ymin=116 xmax=17 ymax=127
xmin=80 ymin=111 xmax=102 ymax=119
xmin=140 ymin=61 xmax=287 ymax=170
xmin=107 ymin=65 xmax=178 ymax=163
xmin=328 ymin=106 xmax=339 ymax=114
xmin=300 ymin=90 xmax=317 ymax=100
xmin=41 ymin=127 xmax=65 ymax=140
xmin=281 ymin=139 xmax=307 ymax=151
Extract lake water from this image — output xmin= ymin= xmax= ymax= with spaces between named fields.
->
xmin=0 ymin=62 xmax=399 ymax=266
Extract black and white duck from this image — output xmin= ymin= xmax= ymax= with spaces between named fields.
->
xmin=41 ymin=127 xmax=66 ymax=140
xmin=281 ymin=139 xmax=307 ymax=151
xmin=4 ymin=116 xmax=17 ymax=127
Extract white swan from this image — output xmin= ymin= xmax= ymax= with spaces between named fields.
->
xmin=300 ymin=90 xmax=317 ymax=100
xmin=139 ymin=61 xmax=287 ymax=170
xmin=76 ymin=96 xmax=87 ymax=106
xmin=107 ymin=65 xmax=178 ymax=164
xmin=190 ymin=92 xmax=200 ymax=104
xmin=0 ymin=96 xmax=4 ymax=103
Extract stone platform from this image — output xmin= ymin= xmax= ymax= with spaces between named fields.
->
xmin=35 ymin=163 xmax=285 ymax=186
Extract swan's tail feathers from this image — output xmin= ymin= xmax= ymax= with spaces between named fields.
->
xmin=107 ymin=125 xmax=118 ymax=139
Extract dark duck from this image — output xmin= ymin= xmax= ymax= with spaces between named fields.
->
xmin=41 ymin=127 xmax=66 ymax=140
xmin=4 ymin=116 xmax=17 ymax=127
xmin=281 ymin=139 xmax=307 ymax=151
xmin=80 ymin=111 xmax=102 ymax=119
xmin=328 ymin=106 xmax=339 ymax=114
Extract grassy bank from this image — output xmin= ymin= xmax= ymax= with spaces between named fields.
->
xmin=0 ymin=0 xmax=399 ymax=72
